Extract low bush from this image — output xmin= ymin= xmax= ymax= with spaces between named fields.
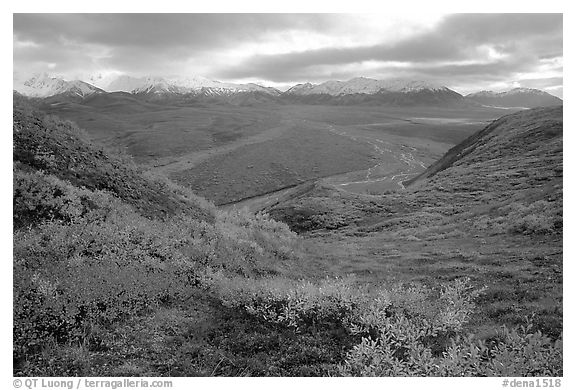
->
xmin=13 ymin=214 xmax=201 ymax=358
xmin=472 ymin=200 xmax=561 ymax=236
xmin=208 ymin=273 xmax=562 ymax=376
xmin=341 ymin=320 xmax=562 ymax=376
xmin=13 ymin=172 xmax=302 ymax=363
xmin=13 ymin=168 xmax=122 ymax=228
xmin=209 ymin=274 xmax=366 ymax=332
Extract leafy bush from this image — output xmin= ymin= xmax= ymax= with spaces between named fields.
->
xmin=208 ymin=273 xmax=562 ymax=376
xmin=13 ymin=168 xmax=122 ymax=228
xmin=472 ymin=200 xmax=561 ymax=236
xmin=209 ymin=274 xmax=366 ymax=332
xmin=506 ymin=200 xmax=561 ymax=235
xmin=13 ymin=212 xmax=202 ymax=358
xmin=212 ymin=208 xmax=299 ymax=275
xmin=13 ymin=174 xmax=301 ymax=361
xmin=341 ymin=320 xmax=562 ymax=376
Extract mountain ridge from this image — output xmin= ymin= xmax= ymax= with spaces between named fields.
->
xmin=13 ymin=73 xmax=563 ymax=108
xmin=465 ymin=88 xmax=562 ymax=108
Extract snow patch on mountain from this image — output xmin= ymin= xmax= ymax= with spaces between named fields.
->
xmin=96 ymin=74 xmax=281 ymax=96
xmin=467 ymin=88 xmax=551 ymax=98
xmin=13 ymin=72 xmax=103 ymax=98
xmin=284 ymin=77 xmax=450 ymax=96
xmin=13 ymin=72 xmax=281 ymax=98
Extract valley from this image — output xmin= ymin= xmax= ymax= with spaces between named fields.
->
xmin=13 ymin=92 xmax=563 ymax=377
xmin=12 ymin=12 xmax=564 ymax=378
xmin=43 ymin=99 xmax=506 ymax=206
xmin=35 ymin=94 xmax=562 ymax=341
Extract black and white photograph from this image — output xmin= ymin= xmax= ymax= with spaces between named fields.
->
xmin=11 ymin=7 xmax=565 ymax=383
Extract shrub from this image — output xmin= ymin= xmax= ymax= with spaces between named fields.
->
xmin=13 ymin=168 xmax=123 ymax=228
xmin=208 ymin=273 xmax=562 ymax=376
xmin=472 ymin=200 xmax=562 ymax=236
xmin=214 ymin=208 xmax=299 ymax=273
xmin=339 ymin=280 xmax=562 ymax=376
xmin=341 ymin=321 xmax=562 ymax=376
xmin=209 ymin=273 xmax=366 ymax=332
xmin=13 ymin=174 xmax=301 ymax=361
xmin=13 ymin=211 xmax=203 ymax=359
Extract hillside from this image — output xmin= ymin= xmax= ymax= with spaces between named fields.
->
xmin=281 ymin=88 xmax=467 ymax=106
xmin=406 ymin=106 xmax=562 ymax=187
xmin=267 ymin=107 xmax=562 ymax=338
xmin=271 ymin=106 xmax=562 ymax=236
xmin=13 ymin=100 xmax=562 ymax=377
xmin=13 ymin=97 xmax=213 ymax=224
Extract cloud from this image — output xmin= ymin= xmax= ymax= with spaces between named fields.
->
xmin=13 ymin=13 xmax=353 ymax=77
xmin=218 ymin=14 xmax=562 ymax=82
xmin=13 ymin=13 xmax=563 ymax=96
xmin=13 ymin=14 xmax=339 ymax=50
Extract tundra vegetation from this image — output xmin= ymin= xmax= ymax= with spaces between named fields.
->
xmin=13 ymin=97 xmax=562 ymax=376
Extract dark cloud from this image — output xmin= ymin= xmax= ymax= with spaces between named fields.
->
xmin=13 ymin=13 xmax=346 ymax=77
xmin=13 ymin=13 xmax=563 ymax=96
xmin=14 ymin=14 xmax=337 ymax=49
xmin=218 ymin=13 xmax=562 ymax=82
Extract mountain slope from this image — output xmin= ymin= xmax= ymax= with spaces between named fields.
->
xmin=466 ymin=88 xmax=562 ymax=108
xmin=269 ymin=106 xmax=562 ymax=236
xmin=406 ymin=106 xmax=563 ymax=190
xmin=13 ymin=99 xmax=214 ymax=223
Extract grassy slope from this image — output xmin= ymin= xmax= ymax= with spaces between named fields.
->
xmin=41 ymin=96 xmax=283 ymax=165
xmin=13 ymin=102 xmax=213 ymax=224
xmin=172 ymin=123 xmax=375 ymax=205
xmin=268 ymin=106 xmax=563 ymax=337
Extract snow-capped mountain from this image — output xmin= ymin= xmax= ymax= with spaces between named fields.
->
xmin=282 ymin=77 xmax=465 ymax=106
xmin=91 ymin=74 xmax=281 ymax=96
xmin=13 ymin=72 xmax=561 ymax=109
xmin=466 ymin=88 xmax=562 ymax=108
xmin=284 ymin=77 xmax=451 ymax=96
xmin=13 ymin=72 xmax=104 ymax=98
xmin=13 ymin=72 xmax=282 ymax=99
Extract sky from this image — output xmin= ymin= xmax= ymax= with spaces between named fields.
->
xmin=13 ymin=13 xmax=563 ymax=97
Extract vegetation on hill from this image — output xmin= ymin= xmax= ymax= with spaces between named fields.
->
xmin=13 ymin=99 xmax=562 ymax=376
xmin=13 ymin=98 xmax=213 ymax=223
xmin=267 ymin=106 xmax=562 ymax=340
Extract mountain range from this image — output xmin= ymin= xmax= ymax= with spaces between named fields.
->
xmin=465 ymin=88 xmax=563 ymax=109
xmin=13 ymin=73 xmax=562 ymax=108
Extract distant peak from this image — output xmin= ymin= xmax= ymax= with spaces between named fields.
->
xmin=284 ymin=77 xmax=450 ymax=96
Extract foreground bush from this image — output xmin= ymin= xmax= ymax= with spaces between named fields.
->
xmin=209 ymin=274 xmax=562 ymax=376
xmin=209 ymin=273 xmax=366 ymax=331
xmin=14 ymin=176 xmax=301 ymax=362
xmin=13 ymin=214 xmax=201 ymax=358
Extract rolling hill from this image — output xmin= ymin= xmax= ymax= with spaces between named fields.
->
xmin=269 ymin=106 xmax=562 ymax=233
xmin=13 ymin=97 xmax=213 ymax=223
xmin=265 ymin=106 xmax=562 ymax=339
